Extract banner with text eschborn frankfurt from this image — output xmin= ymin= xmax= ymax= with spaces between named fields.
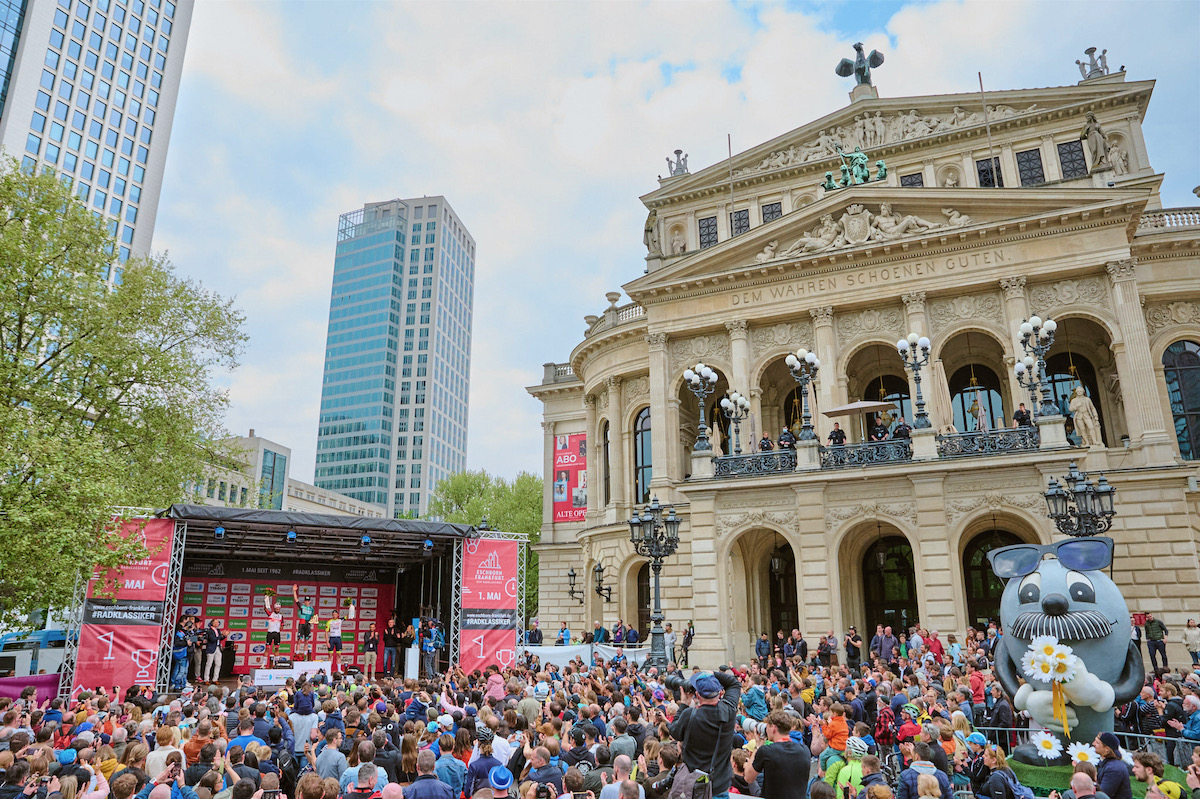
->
xmin=71 ymin=518 xmax=175 ymax=697
xmin=457 ymin=538 xmax=519 ymax=673
xmin=552 ymin=433 xmax=586 ymax=523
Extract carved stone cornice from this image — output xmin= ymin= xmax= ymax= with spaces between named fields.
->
xmin=946 ymin=492 xmax=1043 ymax=524
xmin=1029 ymin=276 xmax=1110 ymax=312
xmin=668 ymin=334 xmax=732 ymax=376
xmin=646 ymin=332 xmax=669 ymax=351
xmin=999 ymin=276 xmax=1027 ymax=301
xmin=824 ymin=501 xmax=917 ymax=528
xmin=714 ymin=508 xmax=795 ymax=539
xmin=1106 ymin=258 xmax=1138 ymax=283
xmin=725 ymin=319 xmax=749 ymax=336
xmin=751 ymin=321 xmax=814 ymax=362
xmin=622 ymin=376 xmax=650 ymax=405
xmin=810 ymin=306 xmax=834 ymax=326
xmin=902 ymin=291 xmax=927 ymax=314
xmin=927 ymin=293 xmax=1004 ymax=337
xmin=835 ymin=307 xmax=904 ymax=348
xmin=1144 ymin=301 xmax=1200 ymax=336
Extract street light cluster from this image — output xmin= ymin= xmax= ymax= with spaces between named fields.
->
xmin=785 ymin=347 xmax=821 ymax=441
xmin=1014 ymin=315 xmax=1060 ymax=417
xmin=720 ymin=391 xmax=751 ymax=455
xmin=627 ymin=497 xmax=681 ymax=669
xmin=683 ymin=362 xmax=719 ymax=452
xmin=1043 ymin=461 xmax=1116 ymax=537
xmin=896 ymin=333 xmax=932 ymax=429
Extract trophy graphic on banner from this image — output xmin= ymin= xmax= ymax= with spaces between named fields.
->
xmin=131 ymin=649 xmax=157 ymax=682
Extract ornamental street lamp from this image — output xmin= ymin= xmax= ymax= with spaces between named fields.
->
xmin=683 ymin=363 xmax=719 ymax=451
xmin=627 ymin=496 xmax=681 ymax=670
xmin=896 ymin=333 xmax=932 ymax=429
xmin=785 ymin=347 xmax=821 ymax=440
xmin=593 ymin=562 xmax=612 ymax=602
xmin=1043 ymin=461 xmax=1116 ymax=537
xmin=1015 ymin=315 xmax=1059 ymax=417
xmin=566 ymin=568 xmax=584 ymax=604
xmin=719 ymin=391 xmax=751 ymax=454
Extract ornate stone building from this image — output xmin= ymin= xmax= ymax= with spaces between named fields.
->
xmin=528 ymin=63 xmax=1200 ymax=666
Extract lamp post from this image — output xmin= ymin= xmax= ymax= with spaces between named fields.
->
xmin=627 ymin=496 xmax=681 ymax=670
xmin=593 ymin=562 xmax=612 ymax=602
xmin=683 ymin=363 xmax=719 ymax=451
xmin=1043 ymin=461 xmax=1116 ymax=536
xmin=719 ymin=391 xmax=751 ymax=454
xmin=566 ymin=568 xmax=584 ymax=604
xmin=896 ymin=333 xmax=932 ymax=429
xmin=785 ymin=347 xmax=821 ymax=440
xmin=1015 ymin=315 xmax=1059 ymax=417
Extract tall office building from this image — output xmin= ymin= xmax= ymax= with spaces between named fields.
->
xmin=0 ymin=0 xmax=194 ymax=282
xmin=316 ymin=197 xmax=475 ymax=518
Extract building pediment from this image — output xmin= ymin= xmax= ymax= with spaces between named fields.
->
xmin=643 ymin=80 xmax=1153 ymax=205
xmin=625 ymin=184 xmax=1154 ymax=304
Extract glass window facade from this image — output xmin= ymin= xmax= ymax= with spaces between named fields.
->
xmin=260 ymin=449 xmax=287 ymax=510
xmin=0 ymin=0 xmax=27 ymax=119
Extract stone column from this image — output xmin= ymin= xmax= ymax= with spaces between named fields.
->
xmin=716 ymin=202 xmax=730 ymax=241
xmin=685 ymin=490 xmax=723 ymax=665
xmin=1040 ymin=135 xmax=1062 ymax=181
xmin=999 ymin=144 xmax=1018 ymax=187
xmin=794 ymin=485 xmax=832 ymax=633
xmin=606 ymin=377 xmax=625 ymax=509
xmin=1106 ymin=259 xmax=1172 ymax=454
xmin=584 ymin=395 xmax=599 ymax=515
xmin=810 ymin=306 xmax=836 ymax=440
xmin=541 ymin=420 xmax=555 ymax=536
xmin=901 ymin=292 xmax=927 ymax=425
xmin=959 ymin=151 xmax=976 ymax=188
xmin=999 ymin=277 xmax=1030 ymax=413
xmin=647 ymin=332 xmax=673 ymax=492
xmin=910 ymin=475 xmax=955 ymax=632
xmin=685 ymin=210 xmax=698 ymax=252
xmin=922 ymin=159 xmax=937 ymax=187
xmin=727 ymin=319 xmax=751 ymax=397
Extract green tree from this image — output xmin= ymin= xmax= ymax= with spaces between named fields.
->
xmin=0 ymin=160 xmax=247 ymax=625
xmin=427 ymin=470 xmax=542 ymax=620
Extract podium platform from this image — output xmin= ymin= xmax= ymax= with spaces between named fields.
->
xmin=251 ymin=660 xmax=332 ymax=686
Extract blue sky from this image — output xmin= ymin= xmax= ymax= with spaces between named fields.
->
xmin=152 ymin=0 xmax=1200 ymax=485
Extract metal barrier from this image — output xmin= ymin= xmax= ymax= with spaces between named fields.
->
xmin=973 ymin=726 xmax=1196 ymax=769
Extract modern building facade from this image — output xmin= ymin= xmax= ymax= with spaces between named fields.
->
xmin=0 ymin=0 xmax=194 ymax=281
xmin=530 ymin=60 xmax=1200 ymax=666
xmin=316 ymin=196 xmax=475 ymax=518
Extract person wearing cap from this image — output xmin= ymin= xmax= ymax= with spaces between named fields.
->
xmin=561 ymin=725 xmax=597 ymax=776
xmin=845 ymin=627 xmax=864 ymax=671
xmin=1094 ymin=732 xmax=1133 ymax=799
xmin=667 ymin=668 xmax=740 ymax=799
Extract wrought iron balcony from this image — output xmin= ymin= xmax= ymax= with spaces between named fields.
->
xmin=819 ymin=439 xmax=912 ymax=469
xmin=936 ymin=426 xmax=1040 ymax=458
xmin=713 ymin=448 xmax=798 ymax=477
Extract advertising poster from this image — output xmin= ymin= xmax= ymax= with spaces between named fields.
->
xmin=457 ymin=538 xmax=519 ymax=673
xmin=71 ymin=518 xmax=175 ymax=698
xmin=180 ymin=560 xmax=393 ymax=674
xmin=552 ymin=433 xmax=587 ymax=523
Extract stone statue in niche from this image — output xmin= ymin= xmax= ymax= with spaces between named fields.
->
xmin=1081 ymin=112 xmax=1110 ymax=169
xmin=943 ymin=171 xmax=959 ymax=188
xmin=643 ymin=210 xmax=661 ymax=256
xmin=1107 ymin=137 xmax=1129 ymax=175
xmin=1069 ymin=387 xmax=1104 ymax=447
xmin=670 ymin=231 xmax=686 ymax=255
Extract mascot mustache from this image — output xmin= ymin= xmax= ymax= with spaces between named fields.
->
xmin=1010 ymin=610 xmax=1113 ymax=641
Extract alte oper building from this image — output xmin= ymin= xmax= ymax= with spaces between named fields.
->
xmin=529 ymin=52 xmax=1200 ymax=667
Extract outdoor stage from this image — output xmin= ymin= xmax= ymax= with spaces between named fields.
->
xmin=60 ymin=505 xmax=527 ymax=698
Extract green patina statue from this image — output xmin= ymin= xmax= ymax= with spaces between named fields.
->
xmin=822 ymin=144 xmax=888 ymax=191
xmin=835 ymin=42 xmax=885 ymax=86
xmin=839 ymin=164 xmax=853 ymax=188
xmin=876 ymin=160 xmax=888 ymax=180
xmin=822 ymin=172 xmax=838 ymax=191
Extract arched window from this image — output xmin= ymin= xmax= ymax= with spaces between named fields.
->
xmin=633 ymin=407 xmax=652 ymax=504
xmin=962 ymin=529 xmax=1023 ymax=629
xmin=861 ymin=535 xmax=917 ymax=635
xmin=602 ymin=421 xmax=611 ymax=505
xmin=1163 ymin=340 xmax=1200 ymax=459
xmin=1044 ymin=352 xmax=1102 ymax=446
xmin=862 ymin=374 xmax=912 ymax=432
xmin=950 ymin=364 xmax=1004 ymax=432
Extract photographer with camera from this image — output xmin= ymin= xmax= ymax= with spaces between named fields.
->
xmin=665 ymin=667 xmax=740 ymax=799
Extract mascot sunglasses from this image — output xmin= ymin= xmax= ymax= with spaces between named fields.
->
xmin=987 ymin=536 xmax=1114 ymax=579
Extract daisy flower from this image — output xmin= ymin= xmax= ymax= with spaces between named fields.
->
xmin=1048 ymin=653 xmax=1079 ymax=682
xmin=1028 ymin=653 xmax=1056 ymax=680
xmin=1068 ymin=742 xmax=1099 ymax=764
xmin=1029 ymin=635 xmax=1059 ymax=658
xmin=1030 ymin=730 xmax=1063 ymax=759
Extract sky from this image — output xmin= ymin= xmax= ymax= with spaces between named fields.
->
xmin=152 ymin=0 xmax=1200 ymax=486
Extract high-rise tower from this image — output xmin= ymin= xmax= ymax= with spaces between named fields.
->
xmin=316 ymin=196 xmax=475 ymax=518
xmin=0 ymin=0 xmax=194 ymax=282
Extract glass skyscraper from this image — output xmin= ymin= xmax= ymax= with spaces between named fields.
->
xmin=0 ymin=0 xmax=194 ymax=283
xmin=316 ymin=197 xmax=475 ymax=518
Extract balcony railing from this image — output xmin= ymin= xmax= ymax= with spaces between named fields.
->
xmin=1136 ymin=206 xmax=1200 ymax=234
xmin=819 ymin=439 xmax=912 ymax=469
xmin=936 ymin=426 xmax=1039 ymax=458
xmin=713 ymin=449 xmax=797 ymax=477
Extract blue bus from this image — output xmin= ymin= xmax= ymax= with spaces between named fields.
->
xmin=0 ymin=629 xmax=68 ymax=677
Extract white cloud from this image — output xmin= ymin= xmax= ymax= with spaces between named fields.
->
xmin=153 ymin=0 xmax=1200 ymax=488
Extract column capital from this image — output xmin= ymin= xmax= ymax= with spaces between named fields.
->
xmin=584 ymin=394 xmax=597 ymax=408
xmin=1106 ymin=258 xmax=1138 ymax=283
xmin=605 ymin=375 xmax=622 ymax=392
xmin=646 ymin=331 xmax=669 ymax=351
xmin=541 ymin=421 xmax=556 ymax=434
xmin=901 ymin=291 xmax=927 ymax=313
xmin=810 ymin=306 xmax=834 ymax=326
xmin=999 ymin=275 xmax=1027 ymax=300
xmin=724 ymin=319 xmax=749 ymax=336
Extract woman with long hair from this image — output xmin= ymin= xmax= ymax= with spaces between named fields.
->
xmin=399 ymin=734 xmax=419 ymax=784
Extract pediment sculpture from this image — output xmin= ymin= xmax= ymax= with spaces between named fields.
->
xmin=760 ymin=203 xmax=973 ymax=260
xmin=734 ymin=104 xmax=1038 ymax=177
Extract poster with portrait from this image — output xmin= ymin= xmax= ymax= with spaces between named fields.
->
xmin=552 ymin=433 xmax=586 ymax=522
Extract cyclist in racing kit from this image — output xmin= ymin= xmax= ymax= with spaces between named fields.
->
xmin=292 ymin=584 xmax=317 ymax=661
xmin=326 ymin=599 xmax=355 ymax=674
xmin=263 ymin=592 xmax=284 ymax=665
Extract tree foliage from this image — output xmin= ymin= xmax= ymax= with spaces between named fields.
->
xmin=427 ymin=469 xmax=542 ymax=619
xmin=0 ymin=160 xmax=247 ymax=624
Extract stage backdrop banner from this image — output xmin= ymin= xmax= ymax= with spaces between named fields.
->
xmin=458 ymin=539 xmax=519 ymax=673
xmin=180 ymin=560 xmax=394 ymax=674
xmin=72 ymin=518 xmax=175 ymax=698
xmin=552 ymin=434 xmax=586 ymax=523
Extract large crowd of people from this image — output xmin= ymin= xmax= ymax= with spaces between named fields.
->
xmin=1 ymin=619 xmax=1198 ymax=799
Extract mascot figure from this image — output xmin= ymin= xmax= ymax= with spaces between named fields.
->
xmin=987 ymin=536 xmax=1143 ymax=764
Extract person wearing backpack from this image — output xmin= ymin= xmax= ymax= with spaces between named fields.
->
xmin=978 ymin=745 xmax=1033 ymax=799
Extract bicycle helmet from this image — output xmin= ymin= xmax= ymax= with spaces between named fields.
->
xmin=846 ymin=737 xmax=869 ymax=759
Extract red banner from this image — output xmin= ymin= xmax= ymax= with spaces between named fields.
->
xmin=552 ymin=434 xmax=587 ymax=523
xmin=458 ymin=539 xmax=519 ymax=673
xmin=71 ymin=518 xmax=175 ymax=698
